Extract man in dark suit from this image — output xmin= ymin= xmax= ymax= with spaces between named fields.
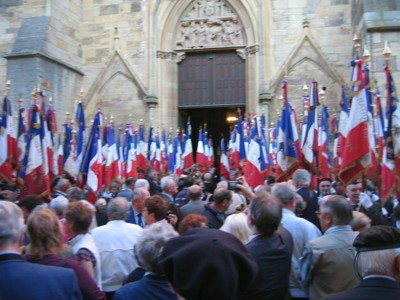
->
xmin=323 ymin=226 xmax=400 ymax=300
xmin=242 ymin=191 xmax=294 ymax=300
xmin=0 ymin=201 xmax=82 ymax=300
xmin=292 ymin=169 xmax=320 ymax=229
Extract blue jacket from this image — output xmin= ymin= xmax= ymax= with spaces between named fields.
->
xmin=0 ymin=253 xmax=82 ymax=300
xmin=114 ymin=273 xmax=176 ymax=300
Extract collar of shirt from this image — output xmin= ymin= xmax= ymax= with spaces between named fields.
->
xmin=324 ymin=225 xmax=352 ymax=235
xmin=162 ymin=192 xmax=173 ymax=202
xmin=282 ymin=208 xmax=296 ymax=216
xmin=364 ymin=274 xmax=396 ymax=282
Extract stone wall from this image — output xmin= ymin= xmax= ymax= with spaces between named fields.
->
xmin=0 ymin=0 xmax=399 ymax=131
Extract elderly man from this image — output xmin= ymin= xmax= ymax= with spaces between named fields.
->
xmin=292 ymin=169 xmax=320 ymax=228
xmin=0 ymin=201 xmax=82 ymax=300
xmin=92 ymin=197 xmax=143 ymax=300
xmin=0 ymin=184 xmax=18 ymax=203
xmin=180 ymin=185 xmax=205 ymax=218
xmin=126 ymin=187 xmax=149 ymax=228
xmin=300 ymin=195 xmax=360 ymax=300
xmin=117 ymin=177 xmax=136 ymax=202
xmin=346 ymin=180 xmax=389 ymax=226
xmin=159 ymin=176 xmax=180 ymax=220
xmin=202 ymin=188 xmax=232 ymax=229
xmin=272 ymin=182 xmax=321 ymax=299
xmin=323 ymin=225 xmax=400 ymax=299
xmin=243 ymin=192 xmax=294 ymax=300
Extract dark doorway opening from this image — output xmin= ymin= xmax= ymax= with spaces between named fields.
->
xmin=179 ymin=106 xmax=244 ymax=168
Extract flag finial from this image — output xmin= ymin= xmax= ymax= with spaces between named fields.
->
xmin=353 ymin=31 xmax=361 ymax=56
xmin=302 ymin=82 xmax=309 ymax=94
xmin=79 ymin=88 xmax=84 ymax=104
xmin=363 ymin=46 xmax=370 ymax=61
xmin=5 ymin=80 xmax=11 ymax=97
xmin=383 ymin=41 xmax=391 ymax=61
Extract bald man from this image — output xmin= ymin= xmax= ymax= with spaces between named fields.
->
xmin=126 ymin=187 xmax=150 ymax=228
xmin=180 ymin=185 xmax=205 ymax=219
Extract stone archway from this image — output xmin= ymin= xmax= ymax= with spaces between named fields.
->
xmin=155 ymin=0 xmax=260 ymax=130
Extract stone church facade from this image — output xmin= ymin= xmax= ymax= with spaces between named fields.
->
xmin=0 ymin=0 xmax=399 ymax=136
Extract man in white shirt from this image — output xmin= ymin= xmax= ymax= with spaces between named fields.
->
xmin=272 ymin=182 xmax=321 ymax=299
xmin=92 ymin=197 xmax=143 ymax=299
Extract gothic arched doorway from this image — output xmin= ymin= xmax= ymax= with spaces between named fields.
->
xmin=178 ymin=50 xmax=245 ymax=168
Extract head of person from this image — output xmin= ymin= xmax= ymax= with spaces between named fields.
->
xmin=64 ymin=201 xmax=94 ymax=237
xmin=294 ymin=193 xmax=306 ymax=216
xmin=53 ymin=177 xmax=72 ymax=193
xmin=160 ymin=176 xmax=178 ymax=196
xmin=216 ymin=180 xmax=228 ymax=190
xmin=18 ymin=195 xmax=44 ymax=222
xmin=212 ymin=188 xmax=233 ymax=212
xmin=49 ymin=195 xmax=69 ymax=217
xmin=66 ymin=186 xmax=85 ymax=202
xmin=132 ymin=187 xmax=150 ymax=212
xmin=134 ymin=222 xmax=178 ymax=274
xmin=108 ymin=182 xmax=120 ymax=195
xmin=146 ymin=168 xmax=159 ymax=181
xmin=220 ymin=213 xmax=252 ymax=244
xmin=346 ymin=180 xmax=363 ymax=204
xmin=182 ymin=176 xmax=195 ymax=189
xmin=319 ymin=178 xmax=332 ymax=196
xmin=26 ymin=208 xmax=64 ymax=258
xmin=292 ymin=169 xmax=311 ymax=188
xmin=0 ymin=184 xmax=18 ymax=202
xmin=351 ymin=211 xmax=372 ymax=233
xmin=124 ymin=177 xmax=137 ymax=190
xmin=203 ymin=173 xmax=212 ymax=182
xmin=188 ymin=185 xmax=202 ymax=200
xmin=94 ymin=198 xmax=107 ymax=212
xmin=247 ymin=192 xmax=282 ymax=236
xmin=0 ymin=201 xmax=24 ymax=251
xmin=143 ymin=195 xmax=168 ymax=225
xmin=254 ymin=184 xmax=272 ymax=194
xmin=178 ymin=214 xmax=208 ymax=234
xmin=271 ymin=182 xmax=297 ymax=210
xmin=333 ymin=179 xmax=346 ymax=196
xmin=158 ymin=228 xmax=258 ymax=300
xmin=353 ymin=225 xmax=400 ymax=282
xmin=318 ymin=195 xmax=353 ymax=232
xmin=134 ymin=178 xmax=150 ymax=191
xmin=107 ymin=197 xmax=130 ymax=221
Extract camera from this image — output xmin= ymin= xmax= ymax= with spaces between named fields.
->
xmin=228 ymin=181 xmax=239 ymax=190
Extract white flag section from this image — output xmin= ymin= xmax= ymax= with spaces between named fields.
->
xmin=339 ymin=91 xmax=371 ymax=183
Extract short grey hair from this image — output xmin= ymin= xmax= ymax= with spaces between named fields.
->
xmin=0 ymin=201 xmax=24 ymax=246
xmin=216 ymin=181 xmax=227 ymax=189
xmin=54 ymin=177 xmax=69 ymax=191
xmin=271 ymin=182 xmax=297 ymax=206
xmin=320 ymin=195 xmax=353 ymax=225
xmin=67 ymin=187 xmax=85 ymax=201
xmin=160 ymin=176 xmax=176 ymax=190
xmin=50 ymin=196 xmax=69 ymax=216
xmin=358 ymin=248 xmax=400 ymax=277
xmin=107 ymin=197 xmax=130 ymax=220
xmin=134 ymin=222 xmax=178 ymax=273
xmin=292 ymin=169 xmax=311 ymax=186
xmin=132 ymin=188 xmax=149 ymax=201
xmin=134 ymin=179 xmax=150 ymax=190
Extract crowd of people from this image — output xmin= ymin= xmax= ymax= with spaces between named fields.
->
xmin=1 ymin=167 xmax=400 ymax=300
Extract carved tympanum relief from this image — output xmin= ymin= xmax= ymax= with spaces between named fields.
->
xmin=175 ymin=0 xmax=244 ymax=49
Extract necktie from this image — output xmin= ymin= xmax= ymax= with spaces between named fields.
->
xmin=137 ymin=213 xmax=144 ymax=228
